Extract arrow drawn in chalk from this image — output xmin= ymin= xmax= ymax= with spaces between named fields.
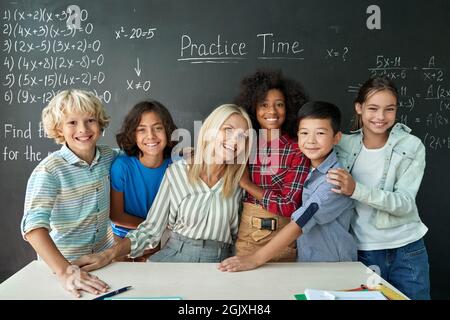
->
xmin=134 ymin=58 xmax=142 ymax=77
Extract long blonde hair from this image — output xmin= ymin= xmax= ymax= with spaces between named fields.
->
xmin=187 ymin=104 xmax=253 ymax=198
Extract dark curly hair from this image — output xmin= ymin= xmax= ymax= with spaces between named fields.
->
xmin=233 ymin=69 xmax=309 ymax=138
xmin=116 ymin=100 xmax=177 ymax=158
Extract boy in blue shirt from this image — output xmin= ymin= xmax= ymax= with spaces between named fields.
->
xmin=218 ymin=101 xmax=357 ymax=271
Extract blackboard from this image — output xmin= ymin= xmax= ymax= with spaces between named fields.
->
xmin=1 ymin=0 xmax=449 ymax=298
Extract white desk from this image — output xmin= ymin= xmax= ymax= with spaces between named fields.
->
xmin=0 ymin=260 xmax=407 ymax=300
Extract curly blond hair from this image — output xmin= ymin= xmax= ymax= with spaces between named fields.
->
xmin=42 ymin=89 xmax=110 ymax=144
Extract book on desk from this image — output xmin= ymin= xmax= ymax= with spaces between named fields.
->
xmin=295 ymin=284 xmax=407 ymax=300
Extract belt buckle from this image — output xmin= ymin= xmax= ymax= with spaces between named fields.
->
xmin=260 ymin=218 xmax=277 ymax=231
xmin=251 ymin=216 xmax=277 ymax=231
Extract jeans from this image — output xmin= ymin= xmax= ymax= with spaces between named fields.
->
xmin=358 ymin=238 xmax=430 ymax=300
xmin=149 ymin=232 xmax=232 ymax=263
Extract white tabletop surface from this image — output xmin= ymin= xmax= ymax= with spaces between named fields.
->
xmin=0 ymin=260 xmax=407 ymax=300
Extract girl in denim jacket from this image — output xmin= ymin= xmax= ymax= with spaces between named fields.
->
xmin=328 ymin=76 xmax=430 ymax=300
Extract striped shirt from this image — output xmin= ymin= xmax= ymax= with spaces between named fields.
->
xmin=244 ymin=133 xmax=310 ymax=217
xmin=127 ymin=159 xmax=242 ymax=258
xmin=21 ymin=144 xmax=117 ymax=262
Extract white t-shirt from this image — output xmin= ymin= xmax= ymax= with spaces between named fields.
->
xmin=351 ymin=143 xmax=428 ymax=251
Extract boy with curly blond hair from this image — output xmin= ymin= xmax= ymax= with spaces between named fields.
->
xmin=21 ymin=89 xmax=117 ymax=298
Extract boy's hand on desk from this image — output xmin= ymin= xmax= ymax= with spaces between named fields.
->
xmin=217 ymin=255 xmax=260 ymax=272
xmin=56 ymin=265 xmax=109 ymax=298
xmin=72 ymin=252 xmax=111 ymax=272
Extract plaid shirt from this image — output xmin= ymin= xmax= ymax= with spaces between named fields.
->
xmin=244 ymin=133 xmax=310 ymax=217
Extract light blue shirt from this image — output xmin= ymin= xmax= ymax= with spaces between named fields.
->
xmin=291 ymin=150 xmax=357 ymax=262
xmin=21 ymin=144 xmax=117 ymax=262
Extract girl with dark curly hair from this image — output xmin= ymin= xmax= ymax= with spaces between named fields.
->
xmin=110 ymin=100 xmax=177 ymax=261
xmin=233 ymin=69 xmax=311 ymax=261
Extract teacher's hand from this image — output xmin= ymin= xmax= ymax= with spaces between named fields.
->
xmin=72 ymin=251 xmax=111 ymax=272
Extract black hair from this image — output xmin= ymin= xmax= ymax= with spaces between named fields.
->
xmin=297 ymin=101 xmax=341 ymax=134
xmin=233 ymin=69 xmax=309 ymax=138
xmin=116 ymin=100 xmax=177 ymax=158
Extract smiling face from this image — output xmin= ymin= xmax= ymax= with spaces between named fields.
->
xmin=135 ymin=111 xmax=167 ymax=161
xmin=59 ymin=112 xmax=101 ymax=163
xmin=297 ymin=117 xmax=341 ymax=168
xmin=213 ymin=113 xmax=249 ymax=164
xmin=256 ymin=89 xmax=286 ymax=133
xmin=356 ymin=89 xmax=397 ymax=139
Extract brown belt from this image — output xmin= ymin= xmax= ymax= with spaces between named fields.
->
xmin=240 ymin=203 xmax=290 ymax=231
xmin=247 ymin=215 xmax=278 ymax=231
xmin=236 ymin=203 xmax=297 ymax=259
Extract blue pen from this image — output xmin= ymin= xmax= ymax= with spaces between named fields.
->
xmin=93 ymin=285 xmax=132 ymax=300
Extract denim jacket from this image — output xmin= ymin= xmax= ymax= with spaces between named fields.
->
xmin=335 ymin=123 xmax=426 ymax=229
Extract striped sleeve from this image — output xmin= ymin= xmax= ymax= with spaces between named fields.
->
xmin=126 ymin=167 xmax=172 ymax=258
xmin=21 ymin=165 xmax=59 ymax=239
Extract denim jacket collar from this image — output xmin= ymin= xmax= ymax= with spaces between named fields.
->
xmin=315 ymin=149 xmax=338 ymax=175
xmin=351 ymin=122 xmax=412 ymax=144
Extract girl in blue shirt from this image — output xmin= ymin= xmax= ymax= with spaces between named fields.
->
xmin=111 ymin=100 xmax=177 ymax=261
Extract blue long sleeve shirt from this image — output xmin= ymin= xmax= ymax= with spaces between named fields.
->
xmin=292 ymin=150 xmax=357 ymax=262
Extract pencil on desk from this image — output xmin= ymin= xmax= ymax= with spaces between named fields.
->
xmin=377 ymin=283 xmax=408 ymax=300
xmin=93 ymin=285 xmax=133 ymax=300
